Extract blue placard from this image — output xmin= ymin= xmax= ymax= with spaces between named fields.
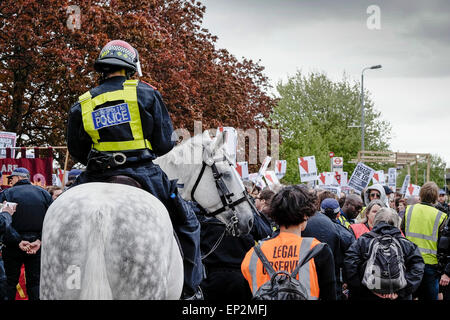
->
xmin=92 ymin=103 xmax=131 ymax=130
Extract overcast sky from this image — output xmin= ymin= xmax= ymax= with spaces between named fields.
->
xmin=201 ymin=0 xmax=450 ymax=169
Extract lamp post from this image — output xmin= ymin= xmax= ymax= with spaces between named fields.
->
xmin=361 ymin=64 xmax=382 ymax=151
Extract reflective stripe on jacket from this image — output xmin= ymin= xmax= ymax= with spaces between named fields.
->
xmin=405 ymin=204 xmax=447 ymax=265
xmin=337 ymin=214 xmax=351 ymax=229
xmin=241 ymin=232 xmax=321 ymax=299
xmin=79 ymin=79 xmax=152 ymax=152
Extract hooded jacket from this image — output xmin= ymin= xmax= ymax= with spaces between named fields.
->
xmin=363 ymin=184 xmax=388 ymax=207
xmin=344 ymin=222 xmax=424 ymax=300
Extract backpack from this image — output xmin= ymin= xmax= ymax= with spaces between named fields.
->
xmin=252 ymin=242 xmax=326 ymax=300
xmin=361 ymin=232 xmax=407 ymax=294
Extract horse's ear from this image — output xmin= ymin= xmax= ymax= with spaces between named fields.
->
xmin=211 ymin=131 xmax=226 ymax=152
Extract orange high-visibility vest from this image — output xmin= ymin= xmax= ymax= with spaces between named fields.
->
xmin=241 ymin=232 xmax=321 ymax=299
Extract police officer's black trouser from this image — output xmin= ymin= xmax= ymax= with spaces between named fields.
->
xmin=2 ymin=245 xmax=41 ymax=300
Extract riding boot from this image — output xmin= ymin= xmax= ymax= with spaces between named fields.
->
xmin=181 ymin=286 xmax=204 ymax=300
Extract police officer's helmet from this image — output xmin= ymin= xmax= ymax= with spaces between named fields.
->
xmin=94 ymin=40 xmax=142 ymax=78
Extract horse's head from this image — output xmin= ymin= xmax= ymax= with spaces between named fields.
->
xmin=193 ymin=131 xmax=255 ymax=236
xmin=158 ymin=130 xmax=255 ymax=236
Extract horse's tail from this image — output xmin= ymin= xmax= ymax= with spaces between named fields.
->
xmin=79 ymin=210 xmax=113 ymax=300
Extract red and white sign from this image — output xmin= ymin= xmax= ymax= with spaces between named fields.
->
xmin=298 ymin=156 xmax=318 ymax=182
xmin=1 ymin=157 xmax=53 ymax=188
xmin=258 ymin=156 xmax=272 ymax=177
xmin=317 ymin=172 xmax=335 ymax=186
xmin=405 ymin=183 xmax=420 ymax=198
xmin=331 ymin=157 xmax=344 ymax=174
xmin=235 ymin=161 xmax=249 ymax=180
xmin=0 ymin=131 xmax=17 ymax=158
xmin=329 ymin=152 xmax=335 ymax=158
xmin=372 ymin=170 xmax=386 ymax=185
xmin=248 ymin=173 xmax=267 ymax=189
xmin=264 ymin=170 xmax=280 ymax=189
xmin=274 ymin=160 xmax=287 ymax=180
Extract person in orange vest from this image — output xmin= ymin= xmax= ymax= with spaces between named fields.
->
xmin=241 ymin=185 xmax=337 ymax=300
xmin=350 ymin=199 xmax=386 ymax=239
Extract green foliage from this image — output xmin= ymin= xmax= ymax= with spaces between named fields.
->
xmin=396 ymin=154 xmax=447 ymax=189
xmin=269 ymin=71 xmax=392 ymax=185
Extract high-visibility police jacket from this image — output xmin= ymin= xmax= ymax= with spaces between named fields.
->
xmin=337 ymin=212 xmax=351 ymax=229
xmin=404 ymin=203 xmax=447 ymax=265
xmin=67 ymin=76 xmax=174 ymax=165
xmin=241 ymin=233 xmax=327 ymax=300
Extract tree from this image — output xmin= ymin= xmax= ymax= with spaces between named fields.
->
xmin=0 ymin=0 xmax=275 ymax=165
xmin=269 ymin=71 xmax=392 ymax=185
xmin=396 ymin=154 xmax=447 ymax=190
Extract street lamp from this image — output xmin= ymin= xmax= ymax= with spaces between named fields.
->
xmin=361 ymin=64 xmax=382 ymax=151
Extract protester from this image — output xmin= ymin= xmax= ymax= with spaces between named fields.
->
xmin=0 ymin=167 xmax=53 ymax=300
xmin=241 ymin=185 xmax=337 ymax=300
xmin=66 ymin=40 xmax=203 ymax=299
xmin=46 ymin=186 xmax=63 ymax=200
xmin=197 ymin=201 xmax=273 ymax=301
xmin=338 ymin=194 xmax=363 ymax=228
xmin=436 ymin=189 xmax=449 ymax=214
xmin=438 ymin=215 xmax=450 ymax=300
xmin=396 ymin=197 xmax=407 ymax=219
xmin=0 ymin=202 xmax=16 ymax=300
xmin=254 ymin=188 xmax=276 ymax=230
xmin=303 ymin=197 xmax=354 ymax=300
xmin=363 ymin=184 xmax=388 ymax=207
xmin=401 ymin=181 xmax=448 ymax=300
xmin=350 ymin=199 xmax=386 ymax=239
xmin=344 ymin=208 xmax=425 ymax=300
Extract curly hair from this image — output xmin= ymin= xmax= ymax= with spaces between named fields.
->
xmin=268 ymin=185 xmax=317 ymax=228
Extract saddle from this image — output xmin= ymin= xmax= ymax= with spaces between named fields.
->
xmin=104 ymin=175 xmax=142 ymax=189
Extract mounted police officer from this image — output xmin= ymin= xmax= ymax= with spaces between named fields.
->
xmin=67 ymin=40 xmax=203 ymax=299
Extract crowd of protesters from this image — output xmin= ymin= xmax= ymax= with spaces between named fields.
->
xmin=0 ymin=164 xmax=449 ymax=301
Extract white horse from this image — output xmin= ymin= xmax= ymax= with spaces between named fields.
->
xmin=40 ymin=131 xmax=254 ymax=300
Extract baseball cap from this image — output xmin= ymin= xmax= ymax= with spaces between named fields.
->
xmin=7 ymin=167 xmax=30 ymax=179
xmin=320 ymin=198 xmax=341 ymax=215
xmin=68 ymin=169 xmax=82 ymax=181
xmin=439 ymin=189 xmax=446 ymax=195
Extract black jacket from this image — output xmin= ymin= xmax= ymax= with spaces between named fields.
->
xmin=344 ymin=222 xmax=425 ymax=300
xmin=67 ymin=76 xmax=175 ymax=165
xmin=0 ymin=179 xmax=53 ymax=244
xmin=197 ymin=208 xmax=273 ymax=270
xmin=0 ymin=211 xmax=12 ymax=243
xmin=302 ymin=212 xmax=355 ymax=282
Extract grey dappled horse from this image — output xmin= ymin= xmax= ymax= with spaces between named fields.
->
xmin=40 ymin=131 xmax=254 ymax=299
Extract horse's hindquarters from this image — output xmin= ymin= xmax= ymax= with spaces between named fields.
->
xmin=40 ymin=182 xmax=183 ymax=300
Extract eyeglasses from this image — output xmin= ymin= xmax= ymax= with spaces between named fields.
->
xmin=369 ymin=193 xmax=381 ymax=198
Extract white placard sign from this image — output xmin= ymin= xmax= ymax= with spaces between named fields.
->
xmin=372 ymin=170 xmax=386 ymax=185
xmin=298 ymin=156 xmax=318 ymax=182
xmin=274 ymin=160 xmax=287 ymax=180
xmin=388 ymin=168 xmax=397 ymax=189
xmin=400 ymin=175 xmax=411 ymax=195
xmin=347 ymin=162 xmax=375 ymax=194
xmin=405 ymin=183 xmax=421 ymax=198
xmin=235 ymin=161 xmax=249 ymax=180
xmin=216 ymin=127 xmax=237 ymax=163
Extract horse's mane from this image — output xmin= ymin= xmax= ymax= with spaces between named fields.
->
xmin=162 ymin=133 xmax=209 ymax=166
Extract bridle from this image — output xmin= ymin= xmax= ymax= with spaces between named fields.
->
xmin=190 ymin=153 xmax=257 ymax=237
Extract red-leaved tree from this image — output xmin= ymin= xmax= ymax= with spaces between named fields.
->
xmin=0 ymin=0 xmax=276 ymax=167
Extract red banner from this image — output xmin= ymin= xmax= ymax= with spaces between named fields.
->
xmin=0 ymin=157 xmax=53 ymax=188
